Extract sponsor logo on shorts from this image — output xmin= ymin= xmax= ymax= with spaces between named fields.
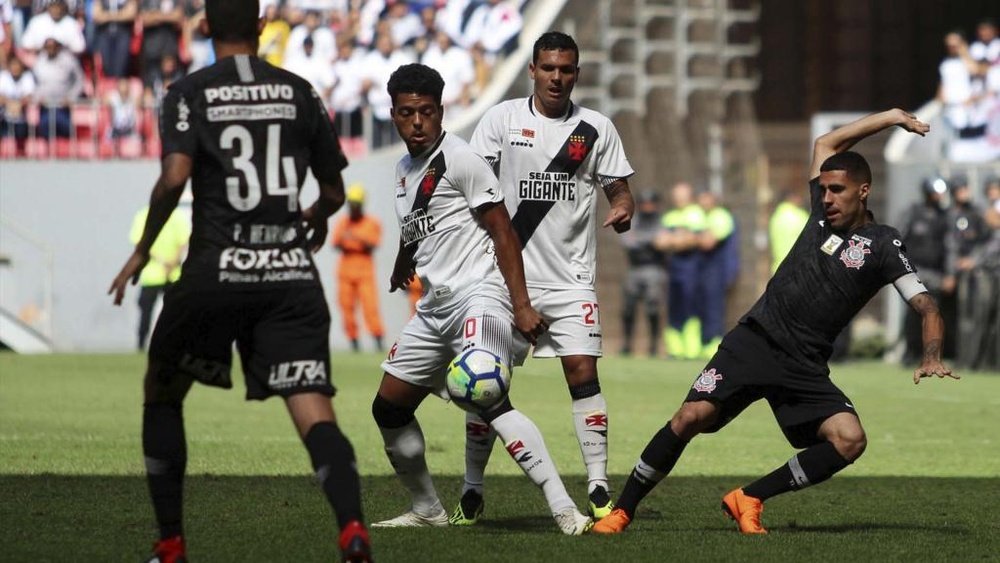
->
xmin=267 ymin=360 xmax=327 ymax=390
xmin=179 ymin=353 xmax=230 ymax=386
xmin=693 ymin=368 xmax=723 ymax=393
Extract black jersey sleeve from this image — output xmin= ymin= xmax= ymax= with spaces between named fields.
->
xmin=159 ymin=85 xmax=197 ymax=158
xmin=878 ymin=227 xmax=918 ymax=284
xmin=306 ymin=90 xmax=348 ymax=185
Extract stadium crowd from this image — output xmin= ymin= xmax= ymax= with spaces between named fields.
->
xmin=937 ymin=17 xmax=1000 ymax=162
xmin=0 ymin=0 xmax=528 ymax=157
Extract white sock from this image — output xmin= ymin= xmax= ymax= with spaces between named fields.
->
xmin=572 ymin=394 xmax=609 ymax=493
xmin=490 ymin=409 xmax=575 ymax=515
xmin=379 ymin=419 xmax=443 ymax=516
xmin=463 ymin=411 xmax=496 ymax=496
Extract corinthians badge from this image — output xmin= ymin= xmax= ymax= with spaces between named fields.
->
xmin=839 ymin=237 xmax=872 ymax=269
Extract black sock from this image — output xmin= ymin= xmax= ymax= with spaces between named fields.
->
xmin=616 ymin=422 xmax=688 ymax=518
xmin=143 ymin=402 xmax=187 ymax=540
xmin=743 ymin=441 xmax=850 ymax=501
xmin=304 ymin=421 xmax=364 ymax=529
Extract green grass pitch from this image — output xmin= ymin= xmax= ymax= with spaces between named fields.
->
xmin=2 ymin=353 xmax=999 ymax=561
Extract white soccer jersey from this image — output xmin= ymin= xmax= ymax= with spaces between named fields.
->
xmin=395 ymin=132 xmax=504 ymax=309
xmin=471 ymin=96 xmax=634 ymax=289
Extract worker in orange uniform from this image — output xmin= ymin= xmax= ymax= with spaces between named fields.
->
xmin=332 ymin=184 xmax=385 ymax=351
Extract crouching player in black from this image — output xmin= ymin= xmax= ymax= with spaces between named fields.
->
xmin=109 ymin=1 xmax=371 ymax=560
xmin=593 ymin=109 xmax=958 ymax=535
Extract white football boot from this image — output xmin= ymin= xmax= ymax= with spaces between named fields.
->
xmin=554 ymin=508 xmax=593 ymax=535
xmin=372 ymin=507 xmax=449 ymax=528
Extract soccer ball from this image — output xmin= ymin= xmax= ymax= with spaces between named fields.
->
xmin=446 ymin=348 xmax=510 ymax=412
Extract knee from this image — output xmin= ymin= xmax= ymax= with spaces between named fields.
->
xmin=371 ymin=394 xmax=416 ymax=429
xmin=562 ymin=356 xmax=598 ymax=387
xmin=670 ymin=402 xmax=717 ymax=440
xmin=830 ymin=428 xmax=867 ymax=462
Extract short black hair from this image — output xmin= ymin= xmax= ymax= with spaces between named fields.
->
xmin=387 ymin=63 xmax=444 ymax=106
xmin=206 ymin=0 xmax=260 ymax=44
xmin=532 ymin=31 xmax=579 ymax=65
xmin=820 ymin=151 xmax=872 ymax=185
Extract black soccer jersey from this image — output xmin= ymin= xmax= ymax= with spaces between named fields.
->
xmin=742 ymin=177 xmax=919 ymax=375
xmin=159 ymin=54 xmax=347 ymax=290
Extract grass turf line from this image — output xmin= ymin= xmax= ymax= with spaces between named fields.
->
xmin=1 ymin=353 xmax=999 ymax=561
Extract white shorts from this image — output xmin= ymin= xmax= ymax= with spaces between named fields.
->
xmin=529 ymin=287 xmax=603 ymax=358
xmin=381 ymin=283 xmax=529 ymax=398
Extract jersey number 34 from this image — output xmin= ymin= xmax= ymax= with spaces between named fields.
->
xmin=221 ymin=123 xmax=299 ymax=212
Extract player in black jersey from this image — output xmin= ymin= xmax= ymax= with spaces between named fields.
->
xmin=593 ymin=109 xmax=958 ymax=535
xmin=108 ymin=1 xmax=371 ymax=561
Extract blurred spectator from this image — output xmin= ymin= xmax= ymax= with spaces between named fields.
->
xmin=91 ymin=0 xmax=136 ymax=77
xmin=945 ymin=176 xmax=991 ymax=367
xmin=970 ymin=18 xmax=999 ymax=64
xmin=106 ymin=76 xmax=138 ymax=139
xmin=462 ymin=0 xmax=522 ymax=58
xmin=959 ymin=177 xmax=1000 ymax=370
xmin=899 ymin=177 xmax=950 ymax=364
xmin=355 ymin=0 xmax=383 ymax=47
xmin=286 ymin=10 xmax=335 ymax=65
xmin=20 ymin=0 xmax=86 ymax=56
xmin=0 ymin=55 xmax=34 ymax=151
xmin=362 ymin=31 xmax=413 ymax=148
xmin=420 ymin=29 xmax=473 ymax=110
xmin=1 ymin=0 xmax=13 ymax=68
xmin=285 ymin=0 xmax=347 ymax=27
xmin=331 ymin=184 xmax=384 ymax=352
xmin=768 ymin=189 xmax=808 ymax=273
xmin=284 ymin=34 xmax=333 ymax=102
xmin=937 ymin=30 xmax=993 ymax=162
xmin=33 ymin=37 xmax=82 ymax=138
xmin=330 ymin=35 xmax=363 ymax=138
xmin=655 ymin=181 xmax=705 ymax=359
xmin=619 ymin=190 xmax=665 ymax=357
xmin=30 ymin=0 xmax=81 ymax=16
xmin=138 ymin=0 xmax=183 ymax=88
xmin=695 ymin=190 xmax=738 ymax=359
xmin=182 ymin=0 xmax=212 ymax=73
xmin=258 ymin=0 xmax=289 ymax=67
xmin=384 ymin=0 xmax=421 ymax=48
xmin=143 ymin=51 xmax=180 ymax=107
xmin=433 ymin=0 xmax=468 ymax=45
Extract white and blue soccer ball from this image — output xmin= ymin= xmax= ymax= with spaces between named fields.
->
xmin=446 ymin=348 xmax=510 ymax=412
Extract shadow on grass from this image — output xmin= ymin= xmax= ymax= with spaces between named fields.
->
xmin=3 ymin=474 xmax=998 ymax=562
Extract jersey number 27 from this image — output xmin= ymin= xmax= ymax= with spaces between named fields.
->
xmin=221 ymin=123 xmax=298 ymax=212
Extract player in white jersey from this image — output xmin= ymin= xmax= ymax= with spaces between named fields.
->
xmin=370 ymin=63 xmax=592 ymax=536
xmin=452 ymin=31 xmax=636 ymax=525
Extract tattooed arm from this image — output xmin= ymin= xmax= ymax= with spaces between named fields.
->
xmin=907 ymin=292 xmax=958 ymax=384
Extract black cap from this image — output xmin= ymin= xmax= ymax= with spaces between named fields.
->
xmin=949 ymin=174 xmax=969 ymax=190
xmin=637 ymin=191 xmax=660 ymax=204
xmin=921 ymin=177 xmax=948 ymax=195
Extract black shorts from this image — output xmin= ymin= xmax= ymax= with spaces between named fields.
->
xmin=684 ymin=322 xmax=857 ymax=448
xmin=148 ymin=283 xmax=335 ymax=401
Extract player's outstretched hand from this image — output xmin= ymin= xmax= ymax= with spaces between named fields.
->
xmin=513 ymin=305 xmax=548 ymax=345
xmin=894 ymin=109 xmax=930 ymax=136
xmin=108 ymin=250 xmax=149 ymax=306
xmin=301 ymin=205 xmax=328 ymax=254
xmin=913 ymin=360 xmax=958 ymax=384
xmin=603 ymin=205 xmax=633 ymax=233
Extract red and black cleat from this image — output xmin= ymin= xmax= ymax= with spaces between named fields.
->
xmin=145 ymin=535 xmax=187 ymax=563
xmin=338 ymin=520 xmax=373 ymax=563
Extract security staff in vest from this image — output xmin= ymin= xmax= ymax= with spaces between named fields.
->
xmin=129 ymin=205 xmax=191 ymax=350
xmin=945 ymin=175 xmax=991 ymax=367
xmin=695 ymin=190 xmax=737 ymax=359
xmin=655 ymin=181 xmax=705 ymax=359
xmin=620 ymin=191 xmax=666 ymax=357
xmin=769 ymin=190 xmax=810 ymax=274
xmin=900 ymin=177 xmax=950 ymax=364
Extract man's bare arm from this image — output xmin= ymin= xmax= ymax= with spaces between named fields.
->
xmin=602 ymin=178 xmax=635 ymax=233
xmin=809 ymin=109 xmax=929 ymax=179
xmin=109 ymin=153 xmax=192 ymax=304
xmin=477 ymin=201 xmax=547 ymax=344
xmin=907 ymin=291 xmax=957 ymax=384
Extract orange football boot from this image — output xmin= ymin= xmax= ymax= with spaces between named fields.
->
xmin=721 ymin=488 xmax=768 ymax=534
xmin=590 ymin=508 xmax=632 ymax=535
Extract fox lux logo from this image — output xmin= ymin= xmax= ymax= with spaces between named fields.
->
xmin=268 ymin=360 xmax=326 ymax=390
xmin=567 ymin=135 xmax=588 ymax=161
